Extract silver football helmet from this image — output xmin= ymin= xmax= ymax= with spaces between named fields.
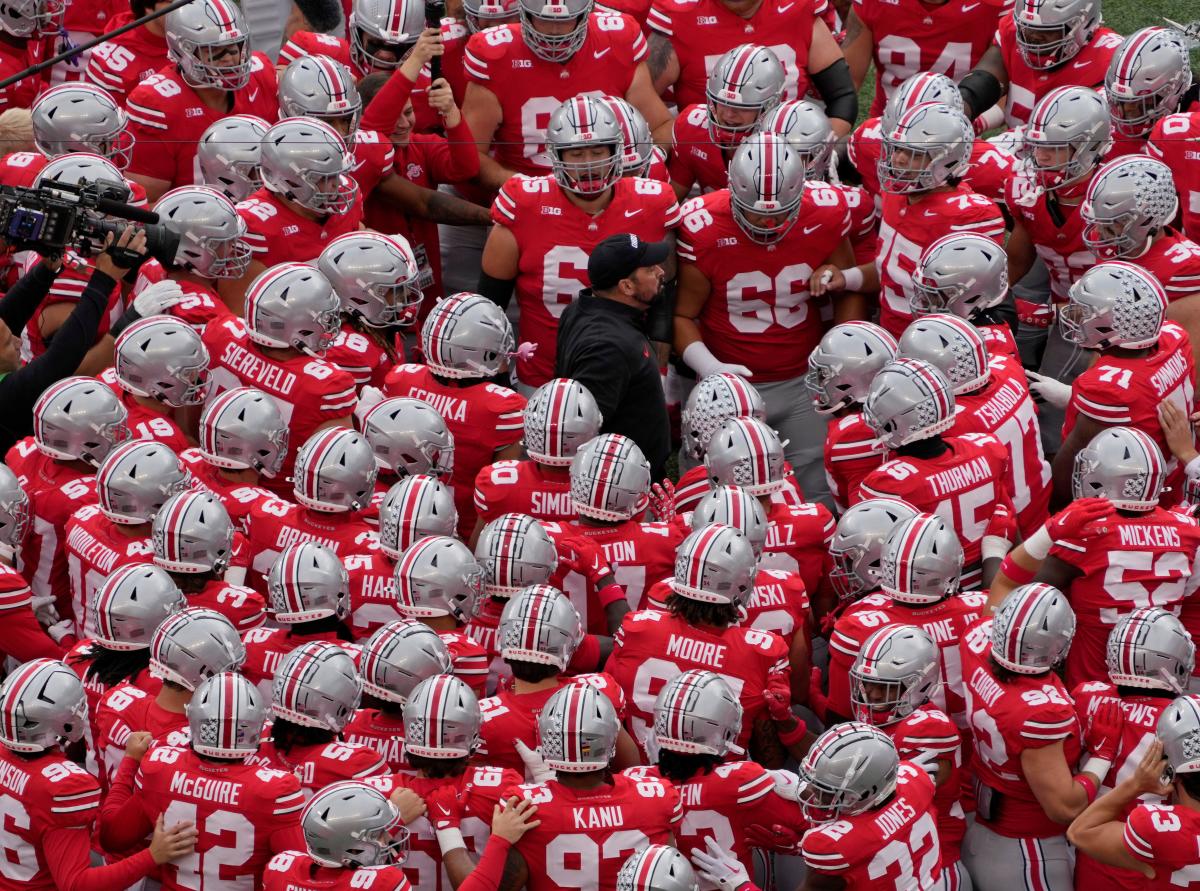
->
xmin=304 ymin=781 xmax=406 ymax=867
xmin=881 ymin=71 xmax=965 ymax=134
xmin=96 ymin=441 xmax=191 ymax=526
xmin=653 ymin=669 xmax=743 ymax=756
xmin=603 ymin=96 xmax=654 ymax=178
xmin=360 ymin=398 xmax=454 ymax=479
xmin=1072 ymin=426 xmax=1165 ymax=511
xmin=378 ymin=476 xmax=459 ymax=559
xmin=463 ymin=0 xmax=519 ymax=31
xmin=32 ymin=376 xmax=130 ymax=467
xmin=1013 ymin=0 xmax=1101 ymax=70
xmin=1081 ymin=156 xmax=1180 ymax=259
xmin=421 ymin=292 xmax=515 ymax=380
xmin=829 ymin=499 xmax=922 ymax=602
xmin=114 ymin=317 xmax=210 ymax=407
xmin=617 ymin=846 xmax=700 ymax=891
xmin=539 ymin=681 xmax=619 ymax=772
xmin=1157 ymin=694 xmax=1200 ymax=774
xmin=35 ymin=152 xmax=129 ymax=201
xmin=197 ymin=114 xmax=269 ymax=203
xmin=706 ymin=44 xmax=786 ymax=148
xmin=0 ymin=466 xmax=28 ymax=557
xmin=32 ymin=83 xmax=134 ymax=169
xmin=806 ymin=321 xmax=899 ymax=414
xmin=273 ymin=641 xmax=362 ymax=731
xmin=318 ymin=231 xmax=423 ymax=329
xmin=670 ymin=524 xmax=757 ymax=606
xmin=188 ymin=671 xmax=266 ymax=758
xmin=682 ymin=372 xmax=766 ymax=461
xmin=92 ymin=564 xmax=185 ymax=652
xmin=350 ymin=0 xmax=424 ymax=72
xmin=268 ymin=542 xmax=351 ymax=624
xmin=704 ymin=417 xmax=786 ymax=496
xmin=851 ymin=625 xmax=940 ymax=726
xmin=525 ymin=379 xmax=603 ymax=467
xmin=499 ymin=584 xmax=583 ymax=670
xmin=691 ymin=484 xmax=769 ymax=557
xmin=360 ymin=619 xmax=453 ymax=703
xmin=1059 ymin=261 xmax=1167 ymax=350
xmin=879 ymin=513 xmax=963 ymax=605
xmin=150 ymin=607 xmax=246 ymax=691
xmin=0 ymin=659 xmax=87 ymax=753
xmin=991 ymin=583 xmax=1076 ymax=674
xmin=198 ymin=387 xmax=289 ymax=478
xmin=1107 ymin=28 xmax=1192 ymax=138
xmin=758 ymin=99 xmax=835 ymax=179
xmin=403 ymin=674 xmax=481 ymax=758
xmin=547 ymin=95 xmax=624 ymax=196
xmin=1107 ymin=607 xmax=1195 ymax=694
xmin=260 ymin=117 xmax=358 ymax=215
xmin=878 ymin=102 xmax=973 ymax=195
xmin=292 ymin=428 xmax=379 ymax=514
xmin=728 ymin=132 xmax=806 ymax=244
xmin=1022 ymin=85 xmax=1112 ymax=193
xmin=474 ymin=514 xmax=560 ymax=597
xmin=394 ymin=536 xmax=483 ymax=623
xmin=517 ymin=0 xmax=592 ymax=63
xmin=0 ymin=0 xmax=65 ymax=37
xmin=278 ymin=54 xmax=363 ymax=137
xmin=862 ymin=358 xmax=956 ymax=449
xmin=165 ymin=0 xmax=252 ymax=91
xmin=152 ymin=491 xmax=235 ymax=575
xmin=570 ymin=433 xmax=651 ymax=521
xmin=912 ymin=234 xmax=1010 ymax=320
xmin=796 ymin=722 xmax=899 ymax=823
xmin=154 ymin=186 xmax=252 ymax=279
xmin=244 ymin=262 xmax=342 ymax=355
xmin=897 ymin=313 xmax=991 ymax=395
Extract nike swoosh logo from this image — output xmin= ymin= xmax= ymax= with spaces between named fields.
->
xmin=247 ymin=88 xmax=258 ymax=102
xmin=594 ymin=47 xmax=611 ymax=59
xmin=624 ymin=208 xmax=643 ymax=217
xmin=803 ymin=224 xmax=820 ymax=234
xmin=961 ymin=2 xmax=979 ymax=10
xmin=1072 ymin=58 xmax=1091 ymax=69
xmin=777 ymin=2 xmax=794 ymax=10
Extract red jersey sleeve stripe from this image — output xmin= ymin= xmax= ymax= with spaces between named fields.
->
xmin=1123 ymin=822 xmax=1154 ymax=860
xmin=646 ymin=8 xmax=672 ymax=34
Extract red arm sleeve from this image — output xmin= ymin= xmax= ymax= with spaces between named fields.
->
xmin=567 ymin=634 xmax=601 ymax=673
xmin=97 ymin=759 xmax=154 ymax=852
xmin=0 ymin=608 xmax=64 ymax=662
xmin=44 ymin=828 xmax=156 ymax=891
xmin=361 ymin=70 xmax=419 ymax=134
xmin=456 ymin=836 xmax=513 ymax=891
xmin=439 ymin=117 xmax=481 ymax=180
xmin=269 ymin=821 xmax=307 ymax=854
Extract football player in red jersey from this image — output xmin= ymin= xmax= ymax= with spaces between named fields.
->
xmin=1069 ymin=608 xmax=1195 ymax=890
xmin=0 ymin=658 xmax=198 ymax=891
xmin=85 ymin=0 xmax=173 ymax=104
xmin=264 ymin=780 xmax=415 ymax=891
xmin=243 ymin=542 xmax=359 ymax=696
xmin=961 ymin=584 xmax=1119 ymax=891
xmin=25 ymin=83 xmax=136 ymax=177
xmin=125 ymin=0 xmax=278 ymax=201
xmin=853 ymin=358 xmax=1015 ymax=590
xmin=95 ymin=607 xmax=244 ymax=781
xmin=475 ymin=584 xmax=634 ymax=773
xmin=345 ymin=619 xmax=453 ymax=770
xmin=603 ymin=96 xmax=670 ymax=184
xmin=1149 ymin=110 xmax=1200 ymax=245
xmin=851 ymin=625 xmax=969 ymax=887
xmin=494 ymin=682 xmax=681 ymax=891
xmin=807 ymin=323 xmax=897 ymax=512
xmin=99 ymin=670 xmax=308 ymax=890
xmin=897 ymin=314 xmax=1051 ymax=537
xmin=675 ymin=132 xmax=857 ymax=505
xmin=825 ymin=498 xmax=922 ymax=624
xmin=816 ymin=102 xmax=1005 ymax=340
xmin=0 ymin=0 xmax=59 ymax=112
xmin=478 ymin=96 xmax=681 ymax=390
xmin=1103 ymin=28 xmax=1196 ymax=158
xmin=472 ymin=378 xmax=602 ymax=538
xmin=358 ymin=397 xmax=455 ymax=523
xmin=384 ymin=293 xmax=525 ymax=536
xmin=65 ymin=440 xmax=190 ymax=638
xmin=0 ymin=469 xmax=65 ymax=661
xmin=258 ymin=642 xmax=388 ymax=796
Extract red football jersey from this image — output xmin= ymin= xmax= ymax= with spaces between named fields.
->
xmin=463 ymin=14 xmax=645 ymax=176
xmin=607 ymin=609 xmax=789 ymax=752
xmin=996 ymin=19 xmax=1123 ymax=126
xmin=64 ymin=503 xmax=154 ymax=637
xmin=1123 ymin=803 xmax=1200 ymax=888
xmin=277 ymin=30 xmax=360 ymax=74
xmin=839 ymin=182 xmax=881 ymax=265
xmin=383 ymin=363 xmax=525 ymax=537
xmin=0 ymin=38 xmax=54 ymax=114
xmin=667 ymin=105 xmax=731 ymax=195
xmin=183 ymin=580 xmax=265 ymax=633
xmin=464 ymin=596 xmax=506 ymax=680
xmin=1005 ymin=165 xmax=1094 ymax=302
xmin=15 ymin=450 xmax=94 ymax=617
xmin=0 ymin=746 xmax=104 ymax=891
xmin=673 ymin=461 xmax=807 ymax=514
xmin=758 ymin=501 xmax=835 ymax=596
xmin=678 ymin=187 xmax=851 ymax=381
xmin=1048 ymin=504 xmax=1200 ymax=688
xmin=343 ymin=708 xmax=409 ymax=773
xmin=0 ymin=565 xmax=62 ymax=665
xmin=802 ymin=762 xmax=942 ymax=889
xmin=439 ymin=630 xmax=489 ymax=697
xmin=855 ymin=0 xmax=1003 ymax=117
xmin=951 ymin=353 xmax=1052 ymax=537
xmin=180 ymin=450 xmax=272 ymax=535
xmin=509 ymin=771 xmax=681 ymax=891
xmin=97 ymin=367 xmax=193 ymax=453
xmin=1123 ymin=231 xmax=1200 ymax=303
xmin=125 ymin=54 xmax=279 ymax=187
xmin=1072 ymin=681 xmax=1172 ymax=803
xmin=257 ymin=738 xmax=388 ymax=798
xmin=245 ymin=495 xmax=378 ymax=593
xmin=132 ymin=744 xmax=305 ymax=890
xmin=474 ymin=459 xmax=574 ymax=526
xmin=854 ymin=432 xmax=1015 ymax=590
xmin=884 ymin=706 xmax=966 ymax=863
xmin=1149 ymin=113 xmax=1200 ymax=243
xmin=94 ymin=682 xmax=188 ymax=782
xmin=18 ymin=250 xmax=126 ymax=363
xmin=490 ymin=174 xmax=681 ymax=387
xmin=344 ymin=551 xmax=400 ymax=640
xmin=264 ymin=851 xmax=411 ymax=891
xmin=64 ymin=639 xmax=159 ymax=764
xmin=960 ymin=619 xmax=1082 ymax=839
xmin=323 ymin=321 xmax=395 ymax=391
xmin=876 ymin=185 xmax=1005 ymax=337
xmin=237 ymin=187 xmax=365 ymax=267
xmin=84 ymin=18 xmax=169 ymax=104
xmin=241 ymin=627 xmax=360 ymax=695
xmin=824 ymin=411 xmax=886 ymax=511
xmin=647 ymin=0 xmax=815 ymax=109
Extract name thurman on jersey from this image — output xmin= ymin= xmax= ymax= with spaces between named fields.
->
xmin=928 ymin=456 xmax=991 ymax=497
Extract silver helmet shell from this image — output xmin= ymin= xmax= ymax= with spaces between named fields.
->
xmin=682 ymin=372 xmax=766 ymax=461
xmin=114 ymin=316 xmax=211 ymax=407
xmin=652 ymin=669 xmax=743 ymax=756
xmin=1059 ymin=260 xmax=1167 ymax=350
xmin=244 ymin=262 xmax=342 ymax=355
xmin=704 ymin=417 xmax=787 ymax=496
xmin=197 ymin=387 xmax=289 ymax=478
xmin=360 ymin=619 xmax=453 ymax=703
xmin=878 ymin=102 xmax=973 ymax=195
xmin=670 ymin=524 xmax=757 ymax=606
xmin=268 ymin=541 xmax=351 ymax=623
xmin=378 ymin=475 xmax=459 ymax=559
xmin=538 ymin=681 xmax=619 ymax=772
xmin=32 ymin=376 xmax=130 ymax=466
xmin=0 ymin=659 xmax=87 ymax=753
xmin=318 ymin=231 xmax=423 ymax=328
xmin=879 ymin=513 xmax=964 ymax=604
xmin=152 ymin=490 xmax=235 ymax=575
xmin=95 ymin=441 xmax=191 ymax=526
xmin=474 ymin=513 xmax=559 ymax=597
xmin=188 ymin=671 xmax=266 ymax=758
xmin=602 ymin=96 xmax=654 ymax=178
xmin=617 ymin=846 xmax=700 ymax=891
xmin=1023 ymin=85 xmax=1112 ymax=192
xmin=350 ymin=0 xmax=424 ymax=71
xmin=1106 ymin=27 xmax=1193 ymax=138
xmin=806 ymin=322 xmax=898 ymax=415
xmin=524 ymin=378 xmax=603 ymax=467
xmin=360 ymin=397 xmax=454 ymax=479
xmin=403 ymin=673 xmax=481 ymax=758
xmin=829 ymin=498 xmax=921 ymax=602
xmin=758 ymin=99 xmax=834 ymax=179
xmin=851 ymin=624 xmax=940 ymax=726
xmin=150 ymin=607 xmax=246 ymax=691
xmin=31 ymin=83 xmax=134 ymax=169
xmin=197 ymin=114 xmax=269 ymax=203
xmin=292 ymin=428 xmax=379 ymax=514
xmin=570 ymin=433 xmax=652 ymax=521
xmin=1107 ymin=607 xmax=1195 ymax=694
xmin=881 ymin=71 xmax=964 ymax=134
xmin=691 ymin=484 xmax=769 ymax=557
xmin=990 ymin=583 xmax=1076 ymax=674
xmin=896 ymin=313 xmax=991 ymax=395
xmin=260 ymin=116 xmax=359 ymax=216
xmin=1081 ymin=156 xmax=1179 ymax=260
xmin=91 ymin=564 xmax=185 ymax=652
xmin=706 ymin=44 xmax=786 ymax=148
xmin=912 ymin=233 xmax=1010 ymax=320
xmin=547 ymin=95 xmax=624 ymax=197
xmin=154 ymin=186 xmax=252 ymax=279
xmin=1157 ymin=694 xmax=1200 ymax=774
xmin=278 ymin=54 xmax=363 ymax=135
xmin=796 ymin=722 xmax=899 ymax=823
xmin=499 ymin=584 xmax=583 ymax=670
xmin=304 ymin=781 xmax=406 ymax=867
xmin=165 ymin=0 xmax=252 ymax=91
xmin=272 ymin=640 xmax=362 ymax=731
xmin=420 ymin=292 xmax=515 ymax=380
xmin=0 ymin=465 xmax=28 ymax=557
xmin=728 ymin=132 xmax=806 ymax=244
xmin=517 ymin=0 xmax=593 ymax=63
xmin=1013 ymin=0 xmax=1101 ymax=70
xmin=862 ymin=358 xmax=956 ymax=450
xmin=1071 ymin=425 xmax=1165 ymax=511
xmin=394 ymin=535 xmax=483 ymax=623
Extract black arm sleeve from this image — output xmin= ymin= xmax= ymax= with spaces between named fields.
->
xmin=810 ymin=58 xmax=857 ymax=125
xmin=644 ymin=279 xmax=675 ymax=345
xmin=958 ymin=69 xmax=1003 ymax=121
xmin=477 ymin=270 xmax=516 ymax=310
xmin=0 ymin=261 xmax=57 ymax=333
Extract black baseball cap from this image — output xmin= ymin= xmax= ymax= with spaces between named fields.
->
xmin=587 ymin=233 xmax=670 ymax=291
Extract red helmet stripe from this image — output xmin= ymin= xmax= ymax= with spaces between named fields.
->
xmin=521 ymin=589 xmax=548 ymax=654
xmin=686 ymin=526 xmax=725 ymax=592
xmin=1116 ymin=29 xmax=1160 ymax=86
xmin=313 ymin=55 xmax=347 ymax=105
xmin=1004 ymin=586 xmax=1047 ymax=666
xmin=1 ymin=660 xmax=52 ymax=744
xmin=546 ymin=381 xmax=571 ymax=459
xmin=759 ymin=135 xmax=777 ymax=204
xmin=722 ymin=46 xmax=757 ymax=98
xmin=422 ymin=674 xmax=450 ymax=750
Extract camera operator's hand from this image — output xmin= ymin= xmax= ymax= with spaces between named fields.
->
xmin=94 ymin=226 xmax=148 ymax=279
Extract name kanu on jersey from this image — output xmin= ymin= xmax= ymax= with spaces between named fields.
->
xmin=573 ymin=806 xmax=626 ymax=829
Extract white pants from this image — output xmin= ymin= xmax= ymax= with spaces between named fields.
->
xmin=753 ymin=376 xmax=831 ymax=509
xmin=962 ymin=821 xmax=1073 ymax=891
